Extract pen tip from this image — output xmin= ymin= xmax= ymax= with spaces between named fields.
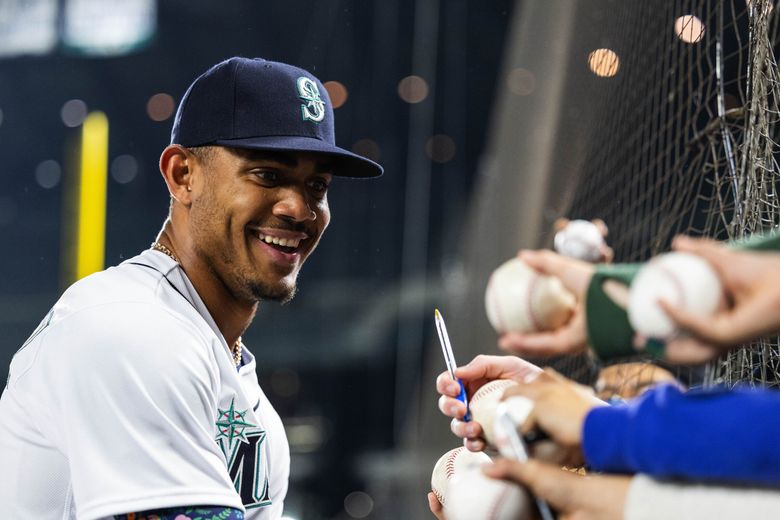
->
xmin=434 ymin=308 xmax=440 ymax=318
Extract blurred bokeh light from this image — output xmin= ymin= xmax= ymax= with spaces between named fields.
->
xmin=397 ymin=75 xmax=429 ymax=103
xmin=324 ymin=81 xmax=349 ymax=109
xmin=588 ymin=48 xmax=620 ymax=77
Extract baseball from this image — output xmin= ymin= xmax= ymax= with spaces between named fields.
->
xmin=485 ymin=257 xmax=576 ymax=334
xmin=469 ymin=379 xmax=521 ymax=446
xmin=446 ymin=465 xmax=532 ymax=520
xmin=628 ymin=251 xmax=724 ymax=340
xmin=431 ymin=447 xmax=492 ymax=508
xmin=554 ymin=219 xmax=606 ymax=262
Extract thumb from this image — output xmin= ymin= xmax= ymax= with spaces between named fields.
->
xmin=518 ymin=250 xmax=593 ymax=297
xmin=483 ymin=458 xmax=578 ymax=512
xmin=454 ymin=355 xmax=510 ymax=382
xmin=518 ymin=249 xmax=566 ymax=277
xmin=454 ymin=356 xmax=493 ymax=382
xmin=657 ymin=299 xmax=721 ymax=344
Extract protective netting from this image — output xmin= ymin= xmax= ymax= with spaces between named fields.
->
xmin=556 ymin=0 xmax=780 ymax=388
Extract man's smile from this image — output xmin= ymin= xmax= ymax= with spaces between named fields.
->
xmin=249 ymin=227 xmax=312 ymax=264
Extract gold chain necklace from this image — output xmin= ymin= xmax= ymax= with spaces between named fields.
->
xmin=151 ymin=241 xmax=243 ymax=368
xmin=151 ymin=241 xmax=180 ymax=264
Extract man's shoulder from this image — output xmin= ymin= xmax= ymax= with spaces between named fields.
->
xmin=60 ymin=252 xmax=169 ymax=306
xmin=46 ymin=253 xmax=212 ymax=356
xmin=28 ymin=298 xmax=218 ymax=394
xmin=54 ymin=251 xmax=198 ymax=327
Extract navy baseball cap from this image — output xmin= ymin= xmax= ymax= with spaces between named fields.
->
xmin=171 ymin=57 xmax=383 ymax=178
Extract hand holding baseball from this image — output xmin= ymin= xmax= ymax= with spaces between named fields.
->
xmin=436 ymin=355 xmax=542 ymax=452
xmin=501 ymin=368 xmax=605 ymax=462
xmin=498 ymin=250 xmax=594 ymax=357
xmin=658 ymin=236 xmax=780 ymax=363
xmin=483 ymin=458 xmax=630 ymax=520
xmin=427 ymin=492 xmax=445 ymax=520
xmin=553 ymin=218 xmax=614 ymax=263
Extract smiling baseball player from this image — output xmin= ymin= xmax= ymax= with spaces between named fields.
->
xmin=0 ymin=57 xmax=382 ymax=519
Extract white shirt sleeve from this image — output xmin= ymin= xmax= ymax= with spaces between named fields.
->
xmin=38 ymin=302 xmax=243 ymax=520
xmin=625 ymin=474 xmax=780 ymax=520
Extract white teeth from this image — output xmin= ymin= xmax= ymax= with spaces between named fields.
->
xmin=257 ymin=233 xmax=302 ymax=249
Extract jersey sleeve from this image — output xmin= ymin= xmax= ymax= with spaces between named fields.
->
xmin=729 ymin=228 xmax=780 ymax=251
xmin=585 ymin=263 xmax=641 ymax=360
xmin=38 ymin=302 xmax=243 ymax=520
xmin=582 ymin=384 xmax=780 ymax=485
xmin=625 ymin=474 xmax=780 ymax=520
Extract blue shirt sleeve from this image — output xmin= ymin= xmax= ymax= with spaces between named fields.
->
xmin=582 ymin=383 xmax=780 ymax=485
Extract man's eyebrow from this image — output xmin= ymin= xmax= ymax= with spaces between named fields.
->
xmin=314 ymin=159 xmax=335 ymax=174
xmin=237 ymin=149 xmax=335 ymax=173
xmin=237 ymin=149 xmax=298 ymax=167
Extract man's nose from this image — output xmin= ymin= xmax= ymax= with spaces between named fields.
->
xmin=272 ymin=186 xmax=317 ymax=222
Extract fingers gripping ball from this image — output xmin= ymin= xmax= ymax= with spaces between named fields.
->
xmin=628 ymin=252 xmax=724 ymax=340
xmin=485 ymin=258 xmax=576 ymax=334
xmin=446 ymin=465 xmax=533 ymax=520
xmin=431 ymin=447 xmax=492 ymax=509
xmin=469 ymin=380 xmax=521 ymax=446
xmin=494 ymin=396 xmax=569 ymax=464
xmin=554 ymin=219 xmax=606 ymax=262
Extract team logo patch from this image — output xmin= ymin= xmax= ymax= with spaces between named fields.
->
xmin=297 ymin=76 xmax=326 ymax=123
xmin=216 ymin=398 xmax=271 ymax=508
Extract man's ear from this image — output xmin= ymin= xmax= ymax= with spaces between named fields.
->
xmin=159 ymin=145 xmax=194 ymax=205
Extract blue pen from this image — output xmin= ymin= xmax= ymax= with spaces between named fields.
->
xmin=434 ymin=309 xmax=471 ymax=422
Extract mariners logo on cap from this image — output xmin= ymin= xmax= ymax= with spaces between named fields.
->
xmin=297 ymin=77 xmax=326 ymax=123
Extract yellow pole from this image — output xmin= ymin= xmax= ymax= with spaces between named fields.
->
xmin=76 ymin=111 xmax=109 ymax=280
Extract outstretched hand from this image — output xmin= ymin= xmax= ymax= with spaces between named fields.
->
xmin=427 ymin=492 xmax=445 ymax=520
xmin=659 ymin=236 xmax=780 ymax=363
xmin=436 ymin=355 xmax=542 ymax=451
xmin=502 ymin=367 xmax=605 ymax=463
xmin=484 ymin=459 xmax=630 ymax=520
xmin=497 ymin=250 xmax=594 ymax=358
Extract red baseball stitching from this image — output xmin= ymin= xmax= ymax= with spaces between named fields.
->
xmin=470 ymin=380 xmax=515 ymax=406
xmin=487 ymin=483 xmax=512 ymax=520
xmin=526 ymin=273 xmax=543 ymax=331
xmin=445 ymin=447 xmax=464 ymax=479
xmin=654 ymin=262 xmax=686 ymax=309
xmin=432 ymin=486 xmax=446 ymax=506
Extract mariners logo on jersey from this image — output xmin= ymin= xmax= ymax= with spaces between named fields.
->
xmin=216 ymin=398 xmax=271 ymax=508
xmin=297 ymin=76 xmax=326 ymax=123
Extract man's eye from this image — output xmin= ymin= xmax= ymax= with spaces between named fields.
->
xmin=308 ymin=179 xmax=330 ymax=194
xmin=253 ymin=169 xmax=279 ymax=182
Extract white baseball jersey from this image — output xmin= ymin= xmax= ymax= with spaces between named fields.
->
xmin=0 ymin=249 xmax=290 ymax=519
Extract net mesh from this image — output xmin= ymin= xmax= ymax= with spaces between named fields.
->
xmin=553 ymin=0 xmax=780 ymax=389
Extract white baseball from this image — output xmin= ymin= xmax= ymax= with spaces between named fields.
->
xmin=485 ymin=258 xmax=576 ymax=334
xmin=446 ymin=465 xmax=532 ymax=520
xmin=628 ymin=252 xmax=723 ymax=340
xmin=554 ymin=219 xmax=606 ymax=262
xmin=469 ymin=379 xmax=520 ymax=446
xmin=431 ymin=447 xmax=492 ymax=508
